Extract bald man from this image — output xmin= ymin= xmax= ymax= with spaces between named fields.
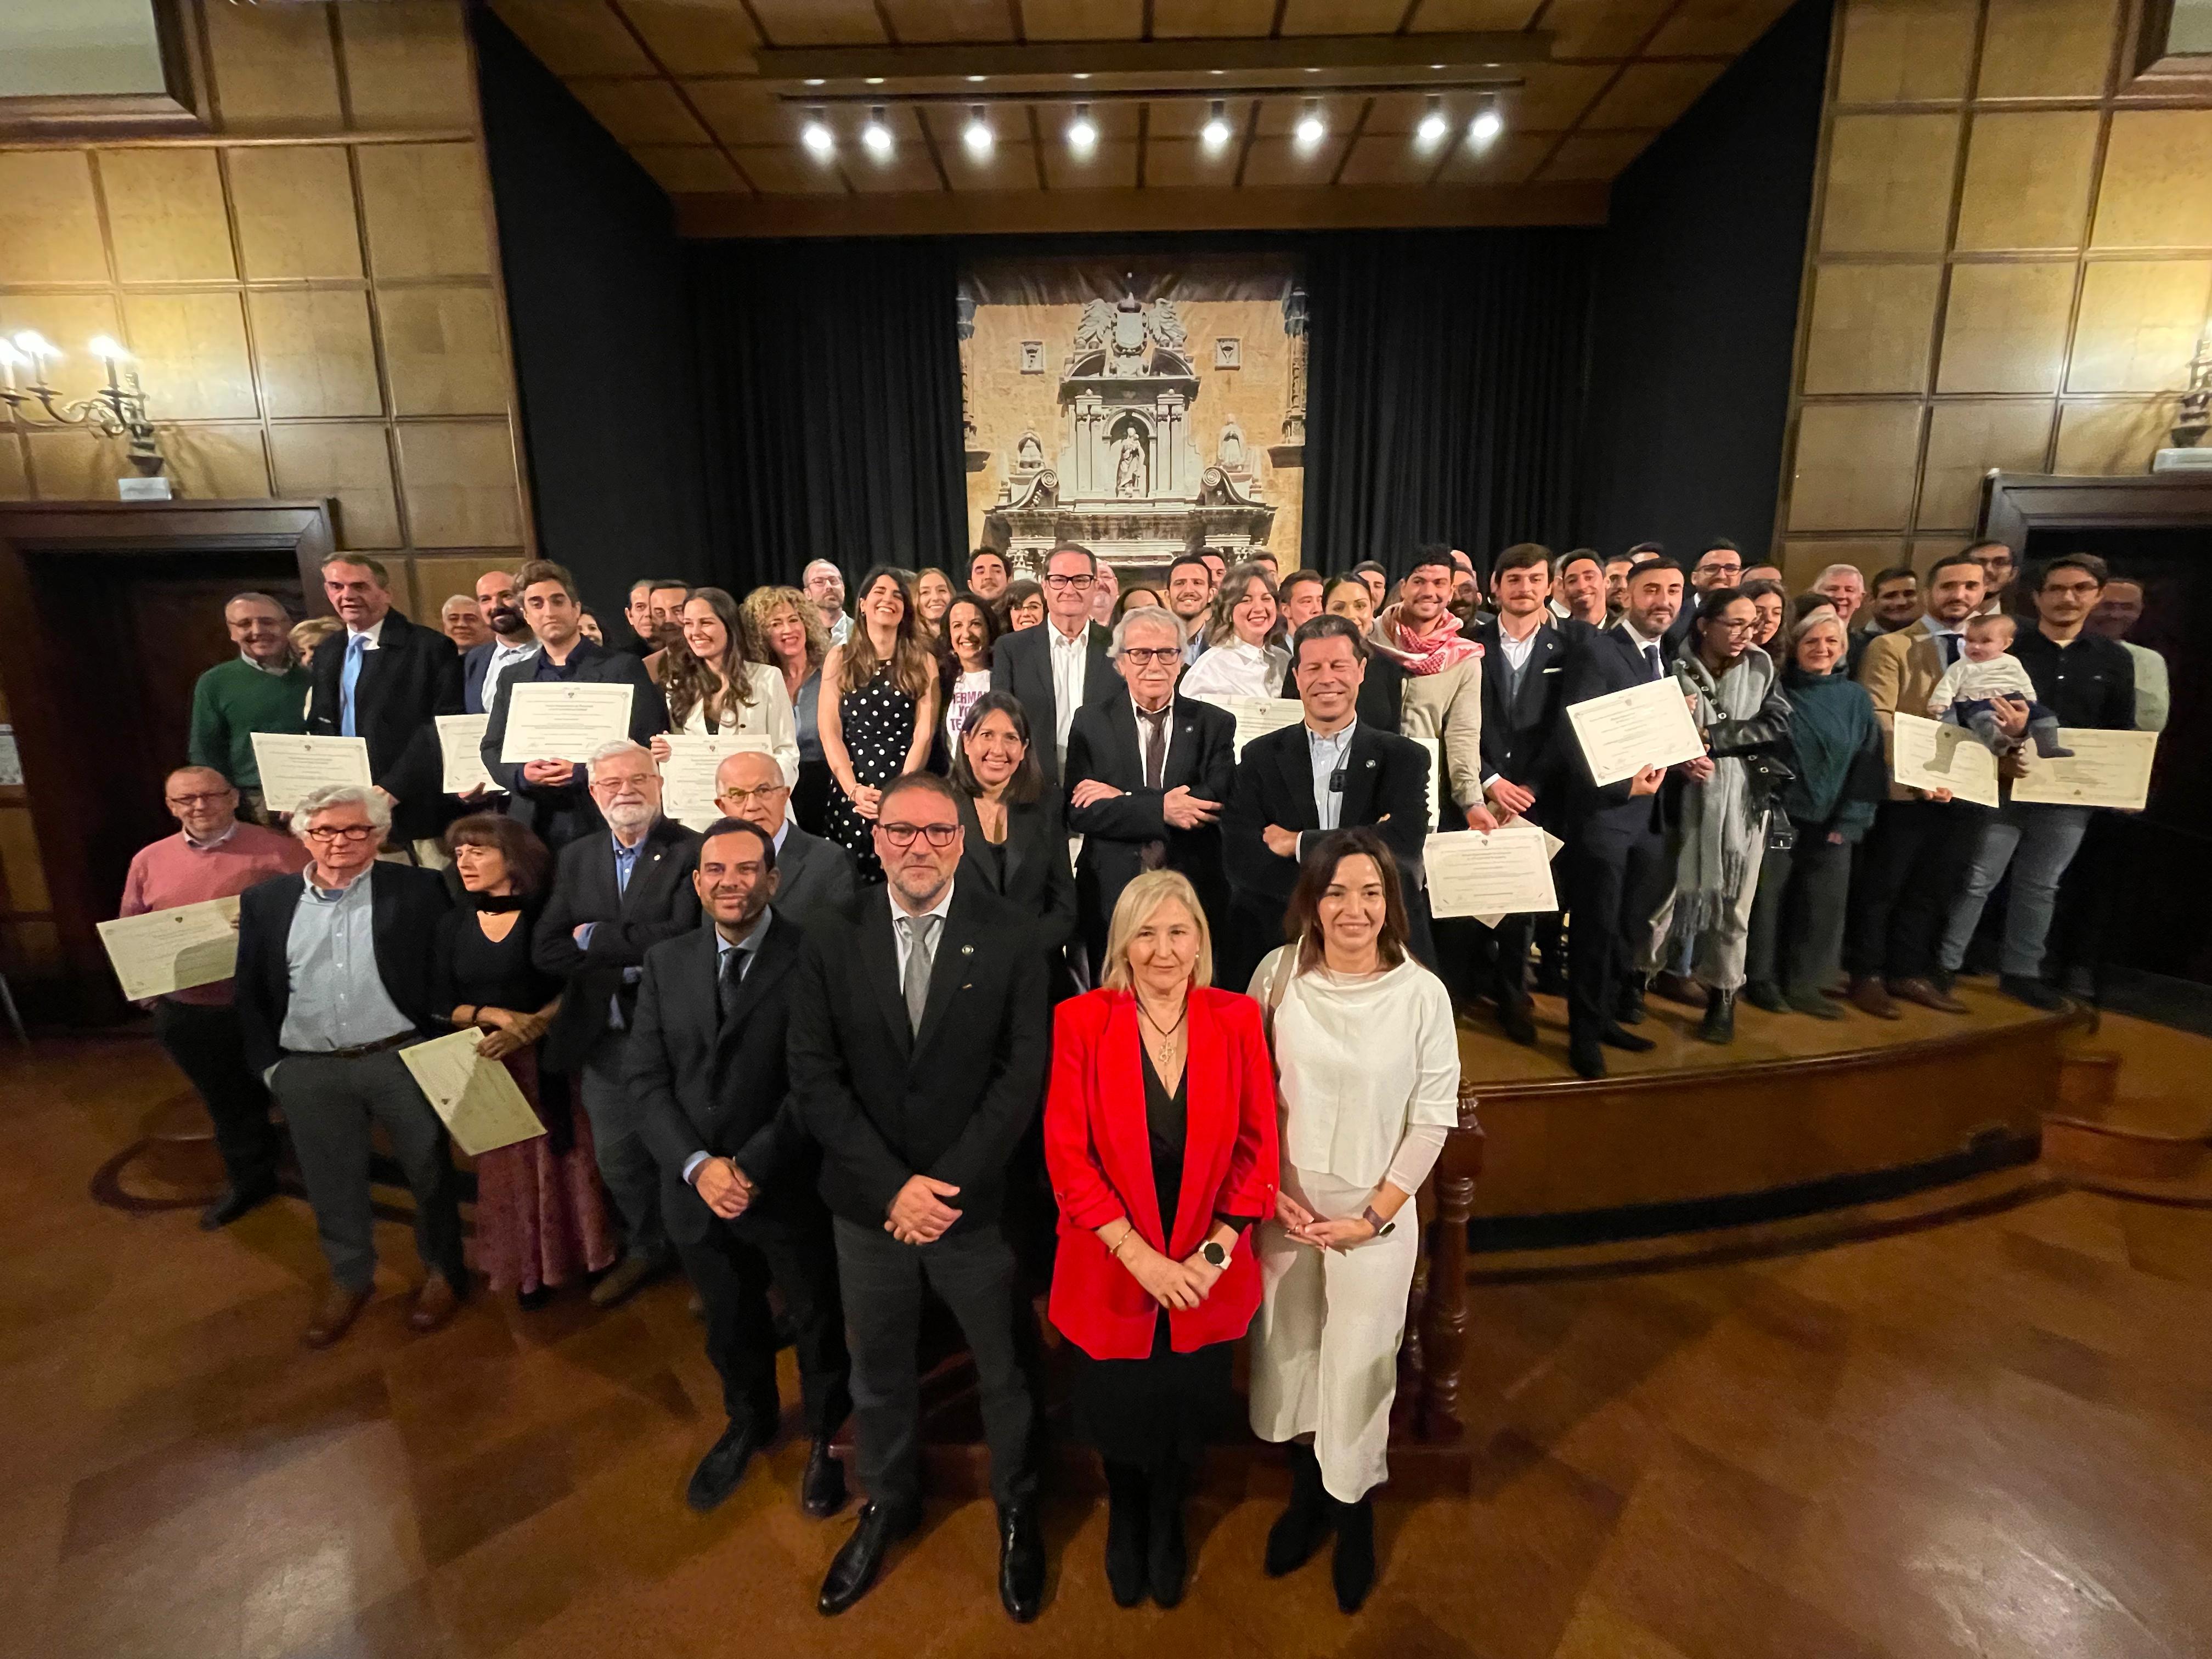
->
xmin=710 ymin=749 xmax=855 ymax=931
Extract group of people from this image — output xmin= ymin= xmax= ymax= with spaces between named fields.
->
xmin=131 ymin=526 xmax=2160 ymax=1620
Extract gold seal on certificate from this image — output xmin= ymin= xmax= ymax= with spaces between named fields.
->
xmin=1424 ymin=825 xmax=1560 ymax=921
xmin=498 ymin=681 xmax=636 ymax=764
xmin=1889 ymin=713 xmax=2000 ymax=808
xmin=250 ymin=732 xmax=372 ymax=816
xmin=435 ymin=713 xmax=499 ymax=795
xmin=96 ymin=896 xmax=241 ymax=1001
xmin=2011 ymin=728 xmax=2157 ymax=811
xmin=1566 ymin=678 xmax=1706 ymax=787
xmin=399 ymin=1028 xmax=549 ymax=1157
xmin=659 ymin=732 xmax=771 ymax=829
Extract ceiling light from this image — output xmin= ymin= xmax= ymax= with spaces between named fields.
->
xmin=865 ymin=76 xmax=884 ymax=85
xmin=1468 ymin=94 xmax=1503 ymax=146
xmin=87 ymin=335 xmax=128 ymax=361
xmin=962 ymin=104 xmax=993 ymax=154
xmin=805 ymin=77 xmax=824 ymax=86
xmin=1067 ymin=103 xmax=1097 ymax=154
xmin=967 ymin=74 xmax=986 ymax=83
xmin=862 ymin=105 xmax=893 ymax=156
xmin=1417 ymin=95 xmax=1449 ymax=149
xmin=802 ymin=107 xmax=835 ymax=160
xmin=1073 ymin=72 xmax=1090 ymax=80
xmin=12 ymin=331 xmax=55 ymax=360
xmin=1200 ymin=99 xmax=1231 ymax=150
xmin=1294 ymin=98 xmax=1325 ymax=149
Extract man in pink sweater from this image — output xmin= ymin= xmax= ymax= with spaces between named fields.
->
xmin=120 ymin=766 xmax=308 ymax=1228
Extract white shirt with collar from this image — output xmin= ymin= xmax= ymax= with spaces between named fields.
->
xmin=485 ymin=634 xmax=539 ymax=685
xmin=1046 ymin=618 xmax=1091 ymax=761
xmin=346 ymin=614 xmax=389 ymax=650
xmin=1919 ymin=611 xmax=1967 ymax=667
xmin=1616 ymin=618 xmax=1667 ymax=680
xmin=1130 ymin=695 xmax=1178 ymax=785
xmin=1304 ymin=720 xmax=1357 ymax=845
xmin=680 ymin=909 xmax=777 ymax=1186
xmin=889 ymin=879 xmax=956 ymax=981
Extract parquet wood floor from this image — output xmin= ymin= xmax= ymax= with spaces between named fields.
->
xmin=3 ymin=1025 xmax=2209 ymax=1659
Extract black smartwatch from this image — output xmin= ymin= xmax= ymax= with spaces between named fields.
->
xmin=1200 ymin=1240 xmax=1228 ymax=1268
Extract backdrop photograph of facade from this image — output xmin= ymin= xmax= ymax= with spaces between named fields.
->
xmin=959 ymin=255 xmax=1305 ymax=585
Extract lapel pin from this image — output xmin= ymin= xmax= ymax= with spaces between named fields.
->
xmin=1365 ymin=758 xmax=1377 ymax=769
xmin=960 ymin=944 xmax=974 ymax=956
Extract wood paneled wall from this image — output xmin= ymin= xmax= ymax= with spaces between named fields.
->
xmin=1772 ymin=0 xmax=2212 ymax=585
xmin=0 ymin=0 xmax=532 ymax=984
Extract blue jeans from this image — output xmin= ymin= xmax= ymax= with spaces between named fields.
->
xmin=1939 ymin=803 xmax=2092 ymax=980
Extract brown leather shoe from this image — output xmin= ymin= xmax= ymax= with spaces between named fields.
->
xmin=1651 ymin=970 xmax=1705 ymax=1007
xmin=407 ymin=1274 xmax=462 ymax=1334
xmin=1846 ymin=976 xmax=1902 ymax=1020
xmin=303 ymin=1283 xmax=371 ymax=1348
xmin=1891 ymin=976 xmax=1969 ymax=1014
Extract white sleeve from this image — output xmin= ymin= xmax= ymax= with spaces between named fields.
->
xmin=1927 ymin=658 xmax=1964 ymax=716
xmin=1407 ymin=974 xmax=1462 ymax=1131
xmin=752 ymin=663 xmax=801 ymax=787
xmin=1381 ymin=1121 xmax=1448 ymax=1195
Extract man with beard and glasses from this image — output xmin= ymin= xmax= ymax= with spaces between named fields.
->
xmin=189 ymin=590 xmax=309 ymax=822
xmin=462 ymin=566 xmax=539 ymax=715
xmin=802 ymin=561 xmax=853 ymax=647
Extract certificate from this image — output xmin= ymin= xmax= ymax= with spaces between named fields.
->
xmin=95 ymin=896 xmax=240 ymax=1000
xmin=1566 ymin=678 xmax=1706 ymax=788
xmin=1425 ymin=825 xmax=1560 ymax=921
xmin=659 ymin=732 xmax=771 ymax=830
xmin=251 ymin=732 xmax=371 ymax=816
xmin=399 ymin=1028 xmax=548 ymax=1157
xmin=1890 ymin=713 xmax=2000 ymax=809
xmin=435 ymin=713 xmax=500 ymax=795
xmin=2011 ymin=727 xmax=2158 ymax=811
xmin=498 ymin=681 xmax=635 ymax=764
xmin=1188 ymin=694 xmax=1304 ymax=759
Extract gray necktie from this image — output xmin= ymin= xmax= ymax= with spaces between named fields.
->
xmin=900 ymin=913 xmax=939 ymax=1035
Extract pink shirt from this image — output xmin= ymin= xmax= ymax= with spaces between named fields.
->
xmin=119 ymin=823 xmax=309 ymax=1006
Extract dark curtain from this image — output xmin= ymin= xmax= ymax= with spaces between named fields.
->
xmin=687 ymin=239 xmax=968 ymax=594
xmin=1300 ymin=228 xmax=1600 ymax=578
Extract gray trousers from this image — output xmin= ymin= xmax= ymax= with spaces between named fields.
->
xmin=1745 ymin=827 xmax=1854 ymax=998
xmin=834 ymin=1215 xmax=1036 ymax=1516
xmin=1942 ymin=802 xmax=2093 ymax=979
xmin=272 ymin=1047 xmax=465 ymax=1293
xmin=579 ymin=1029 xmax=666 ymax=1261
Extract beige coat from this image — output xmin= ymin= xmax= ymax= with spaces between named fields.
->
xmin=1855 ymin=625 xmax=1948 ymax=802
xmin=1395 ymin=655 xmax=1484 ymax=814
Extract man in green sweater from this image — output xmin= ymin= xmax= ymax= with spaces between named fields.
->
xmin=188 ymin=591 xmax=310 ymax=821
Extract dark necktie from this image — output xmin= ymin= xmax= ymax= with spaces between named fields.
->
xmin=718 ymin=945 xmax=743 ymax=1026
xmin=1137 ymin=703 xmax=1170 ymax=789
xmin=1940 ymin=632 xmax=1961 ymax=667
xmin=1643 ymin=642 xmax=1663 ymax=680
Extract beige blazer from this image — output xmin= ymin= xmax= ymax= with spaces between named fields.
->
xmin=1855 ymin=625 xmax=1948 ymax=802
xmin=1395 ymin=654 xmax=1484 ymax=814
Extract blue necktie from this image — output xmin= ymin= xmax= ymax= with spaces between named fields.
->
xmin=339 ymin=634 xmax=366 ymax=737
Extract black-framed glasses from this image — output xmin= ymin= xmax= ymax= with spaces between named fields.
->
xmin=878 ymin=821 xmax=959 ymax=848
xmin=302 ymin=824 xmax=377 ymax=844
xmin=1120 ymin=647 xmax=1180 ymax=665
xmin=1042 ymin=573 xmax=1096 ymax=590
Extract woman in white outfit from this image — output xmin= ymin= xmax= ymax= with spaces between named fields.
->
xmin=1177 ymin=562 xmax=1289 ymax=700
xmin=648 ymin=586 xmax=799 ymax=786
xmin=1246 ymin=826 xmax=1461 ymax=1613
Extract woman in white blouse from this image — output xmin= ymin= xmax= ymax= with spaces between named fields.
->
xmin=1246 ymin=826 xmax=1461 ymax=1615
xmin=648 ymin=586 xmax=799 ymax=786
xmin=1177 ymin=561 xmax=1289 ymax=700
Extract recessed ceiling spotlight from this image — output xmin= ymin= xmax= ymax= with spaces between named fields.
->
xmin=1294 ymin=98 xmax=1325 ymax=149
xmin=1209 ymin=67 xmax=1225 ymax=75
xmin=865 ymin=76 xmax=884 ymax=85
xmin=1067 ymin=103 xmax=1097 ymax=154
xmin=1200 ymin=98 xmax=1232 ymax=150
xmin=963 ymin=104 xmax=993 ymax=154
xmin=1073 ymin=71 xmax=1090 ymax=80
xmin=862 ymin=104 xmax=894 ymax=156
xmin=805 ymin=77 xmax=825 ymax=86
xmin=1417 ymin=94 xmax=1449 ymax=149
xmin=1468 ymin=93 xmax=1503 ymax=146
xmin=802 ymin=106 xmax=835 ymax=159
xmin=967 ymin=74 xmax=986 ymax=83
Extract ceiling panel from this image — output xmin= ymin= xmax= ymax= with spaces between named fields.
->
xmin=746 ymin=0 xmax=887 ymax=46
xmin=1043 ymin=136 xmax=1142 ymax=188
xmin=1280 ymin=0 xmax=1410 ymax=31
xmin=1536 ymin=127 xmax=1659 ymax=179
xmin=687 ymin=82 xmax=792 ymax=146
xmin=568 ymin=78 xmax=715 ymax=145
xmin=1545 ymin=0 xmax=1676 ymax=58
xmin=736 ymin=144 xmax=850 ymax=194
xmin=631 ymin=144 xmax=749 ymax=193
xmin=1436 ymin=128 xmax=1552 ymax=182
xmin=1512 ymin=61 xmax=1616 ymax=126
xmin=1150 ymin=0 xmax=1280 ymax=38
xmin=1645 ymin=0 xmax=1793 ymax=56
xmin=489 ymin=0 xmax=652 ymax=76
xmin=1145 ymin=135 xmax=1246 ymax=187
xmin=1017 ymin=0 xmax=1149 ymax=40
xmin=616 ymin=0 xmax=760 ymax=75
xmin=1403 ymin=0 xmax=1547 ymax=28
xmin=1583 ymin=60 xmax=1725 ymax=128
xmin=1242 ymin=132 xmax=1356 ymax=183
xmin=881 ymin=0 xmax=1025 ymax=43
xmin=1336 ymin=131 xmax=1449 ymax=184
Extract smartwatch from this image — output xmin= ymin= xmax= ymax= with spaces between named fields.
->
xmin=1200 ymin=1240 xmax=1229 ymax=1268
xmin=1360 ymin=1205 xmax=1395 ymax=1238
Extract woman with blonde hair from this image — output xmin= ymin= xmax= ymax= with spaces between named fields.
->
xmin=1045 ymin=869 xmax=1277 ymax=1609
xmin=818 ymin=564 xmax=940 ymax=883
xmin=1178 ymin=561 xmax=1289 ymax=700
xmin=649 ymin=585 xmax=798 ymax=785
xmin=744 ymin=584 xmax=832 ymax=832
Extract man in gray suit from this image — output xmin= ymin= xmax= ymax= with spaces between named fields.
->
xmin=712 ymin=749 xmax=856 ymax=930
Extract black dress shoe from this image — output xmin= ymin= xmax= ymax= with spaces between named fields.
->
xmin=1497 ymin=998 xmax=1538 ymax=1047
xmin=818 ymin=1502 xmax=918 ymax=1615
xmin=1331 ymin=1496 xmax=1376 ymax=1613
xmin=1698 ymin=988 xmax=1736 ymax=1045
xmin=1264 ymin=1442 xmax=1333 ymax=1577
xmin=1102 ymin=1460 xmax=1150 ymax=1608
xmin=799 ymin=1438 xmax=848 ymax=1519
xmin=1568 ymin=1036 xmax=1606 ymax=1080
xmin=2000 ymin=973 xmax=2067 ymax=1012
xmin=1613 ymin=976 xmax=1647 ymax=1026
xmin=998 ymin=1500 xmax=1046 ymax=1623
xmin=1598 ymin=1022 xmax=1655 ymax=1053
xmin=685 ymin=1420 xmax=765 ymax=1513
xmin=1741 ymin=980 xmax=1788 ymax=1014
xmin=199 ymin=1179 xmax=278 ymax=1231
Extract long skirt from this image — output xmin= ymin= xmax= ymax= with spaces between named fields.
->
xmin=469 ymin=1048 xmax=619 ymax=1295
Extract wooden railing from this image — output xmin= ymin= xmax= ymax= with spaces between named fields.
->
xmin=1394 ymin=1076 xmax=1482 ymax=1442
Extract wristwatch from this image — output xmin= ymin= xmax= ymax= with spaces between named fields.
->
xmin=1360 ymin=1205 xmax=1395 ymax=1238
xmin=1200 ymin=1240 xmax=1229 ymax=1268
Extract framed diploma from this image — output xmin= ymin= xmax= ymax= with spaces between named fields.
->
xmin=2010 ymin=727 xmax=2157 ymax=811
xmin=95 ymin=896 xmax=241 ymax=1001
xmin=1889 ymin=713 xmax=2000 ymax=809
xmin=1425 ymin=825 xmax=1560 ymax=921
xmin=659 ymin=732 xmax=771 ymax=830
xmin=436 ymin=713 xmax=499 ymax=795
xmin=498 ymin=681 xmax=636 ymax=764
xmin=1566 ymin=678 xmax=1706 ymax=787
xmin=1186 ymin=693 xmax=1305 ymax=759
xmin=250 ymin=732 xmax=372 ymax=816
xmin=399 ymin=1028 xmax=548 ymax=1157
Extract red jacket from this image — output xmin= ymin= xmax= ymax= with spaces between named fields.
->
xmin=1045 ymin=986 xmax=1280 ymax=1361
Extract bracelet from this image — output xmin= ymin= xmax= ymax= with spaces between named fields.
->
xmin=1109 ymin=1226 xmax=1136 ymax=1259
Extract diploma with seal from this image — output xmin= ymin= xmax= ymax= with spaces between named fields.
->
xmin=1889 ymin=713 xmax=2000 ymax=809
xmin=96 ymin=896 xmax=241 ymax=1001
xmin=1566 ymin=678 xmax=1706 ymax=787
xmin=1187 ymin=693 xmax=1305 ymax=759
xmin=2011 ymin=727 xmax=2157 ymax=811
xmin=497 ymin=681 xmax=636 ymax=764
xmin=436 ymin=713 xmax=500 ymax=795
xmin=399 ymin=1027 xmax=548 ymax=1157
xmin=250 ymin=732 xmax=371 ymax=816
xmin=1425 ymin=824 xmax=1560 ymax=921
xmin=659 ymin=732 xmax=771 ymax=830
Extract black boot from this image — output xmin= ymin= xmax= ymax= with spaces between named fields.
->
xmin=1102 ymin=1460 xmax=1150 ymax=1609
xmin=1331 ymin=1494 xmax=1376 ymax=1613
xmin=1147 ymin=1458 xmax=1189 ymax=1609
xmin=1699 ymin=986 xmax=1736 ymax=1045
xmin=1263 ymin=1442 xmax=1333 ymax=1577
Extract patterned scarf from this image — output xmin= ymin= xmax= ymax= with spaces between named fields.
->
xmin=1381 ymin=608 xmax=1482 ymax=677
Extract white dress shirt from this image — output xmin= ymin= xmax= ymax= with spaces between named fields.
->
xmin=1046 ymin=619 xmax=1091 ymax=761
xmin=484 ymin=635 xmax=538 ymax=689
xmin=1305 ymin=721 xmax=1357 ymax=838
xmin=1176 ymin=636 xmax=1289 ymax=701
xmin=680 ymin=911 xmax=775 ymax=1186
xmin=889 ymin=879 xmax=956 ymax=981
xmin=1130 ymin=696 xmax=1178 ymax=786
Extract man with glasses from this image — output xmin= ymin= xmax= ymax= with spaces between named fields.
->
xmin=120 ymin=767 xmax=308 ymax=1228
xmin=793 ymin=771 xmax=1047 ymax=1621
xmin=989 ymin=542 xmax=1116 ymax=789
xmin=188 ymin=591 xmax=309 ymax=823
xmin=534 ymin=740 xmax=702 ymax=1307
xmin=234 ymin=785 xmax=461 ymax=1347
xmin=709 ymin=747 xmax=855 ymax=931
xmin=802 ymin=561 xmax=852 ymax=646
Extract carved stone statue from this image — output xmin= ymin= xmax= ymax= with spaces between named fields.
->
xmin=1218 ymin=419 xmax=1244 ymax=470
xmin=1016 ymin=430 xmax=1043 ymax=471
xmin=1148 ymin=298 xmax=1189 ymax=357
xmin=1114 ymin=431 xmax=1147 ymax=498
xmin=1066 ymin=300 xmax=1113 ymax=373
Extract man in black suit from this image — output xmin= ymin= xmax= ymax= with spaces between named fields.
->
xmin=1555 ymin=559 xmax=1698 ymax=1079
xmin=534 ymin=740 xmax=701 ymax=1307
xmin=461 ymin=565 xmax=537 ymax=716
xmin=628 ymin=818 xmax=849 ymax=1519
xmin=1474 ymin=542 xmax=1581 ymax=1044
xmin=1064 ymin=605 xmax=1235 ymax=978
xmin=709 ymin=748 xmax=855 ymax=932
xmin=306 ymin=555 xmax=462 ymax=847
xmin=1220 ymin=614 xmax=1434 ymax=992
xmin=481 ymin=560 xmax=668 ymax=850
xmin=989 ymin=542 xmax=1116 ymax=790
xmin=791 ymin=772 xmax=1048 ymax=1623
xmin=234 ymin=784 xmax=463 ymax=1350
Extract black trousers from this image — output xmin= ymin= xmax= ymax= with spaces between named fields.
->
xmin=150 ymin=998 xmax=281 ymax=1191
xmin=1745 ymin=826 xmax=1854 ymax=997
xmin=672 ymin=1195 xmax=850 ymax=1440
xmin=834 ymin=1215 xmax=1037 ymax=1515
xmin=1562 ymin=816 xmax=1670 ymax=1039
xmin=1842 ymin=799 xmax=1989 ymax=983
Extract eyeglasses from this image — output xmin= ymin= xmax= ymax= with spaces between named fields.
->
xmin=1042 ymin=573 xmax=1096 ymax=590
xmin=715 ymin=783 xmax=790 ymax=806
xmin=166 ymin=791 xmax=233 ymax=807
xmin=1120 ymin=647 xmax=1181 ymax=665
xmin=878 ymin=821 xmax=960 ymax=848
xmin=302 ymin=824 xmax=377 ymax=844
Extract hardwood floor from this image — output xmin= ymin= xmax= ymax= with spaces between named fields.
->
xmin=2 ymin=1023 xmax=2209 ymax=1658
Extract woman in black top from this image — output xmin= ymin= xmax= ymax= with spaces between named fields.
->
xmin=947 ymin=690 xmax=1077 ymax=996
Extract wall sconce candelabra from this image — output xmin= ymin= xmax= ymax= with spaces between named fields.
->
xmin=0 ymin=332 xmax=167 ymax=477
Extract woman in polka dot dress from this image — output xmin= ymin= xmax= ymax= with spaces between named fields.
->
xmin=818 ymin=566 xmax=940 ymax=884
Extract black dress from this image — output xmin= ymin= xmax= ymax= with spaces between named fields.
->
xmin=823 ymin=665 xmax=918 ymax=885
xmin=1069 ymin=1047 xmax=1237 ymax=1472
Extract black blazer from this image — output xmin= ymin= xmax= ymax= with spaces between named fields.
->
xmin=234 ymin=862 xmax=451 ymax=1077
xmin=1473 ymin=616 xmax=1583 ymax=816
xmin=305 ymin=609 xmax=462 ymax=842
xmin=1556 ymin=622 xmax=1674 ymax=833
xmin=771 ymin=819 xmax=858 ymax=933
xmin=478 ymin=640 xmax=669 ymax=848
xmin=1289 ymin=649 xmax=1404 ymax=735
xmin=989 ymin=620 xmax=1118 ymax=788
xmin=956 ymin=788 xmax=1077 ymax=970
xmin=532 ymin=815 xmax=702 ymax=1070
xmin=1222 ymin=720 xmax=1431 ymax=912
xmin=1063 ymin=689 xmax=1235 ymax=895
xmin=626 ymin=913 xmax=819 ymax=1246
xmin=789 ymin=883 xmax=1049 ymax=1233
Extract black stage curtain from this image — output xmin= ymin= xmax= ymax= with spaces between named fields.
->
xmin=1300 ymin=228 xmax=1600 ymax=579
xmin=687 ymin=239 xmax=968 ymax=594
xmin=472 ymin=10 xmax=704 ymax=616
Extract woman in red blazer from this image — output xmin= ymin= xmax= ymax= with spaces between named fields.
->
xmin=1046 ymin=868 xmax=1279 ymax=1611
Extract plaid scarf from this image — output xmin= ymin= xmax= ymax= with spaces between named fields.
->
xmin=1382 ymin=609 xmax=1482 ymax=677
